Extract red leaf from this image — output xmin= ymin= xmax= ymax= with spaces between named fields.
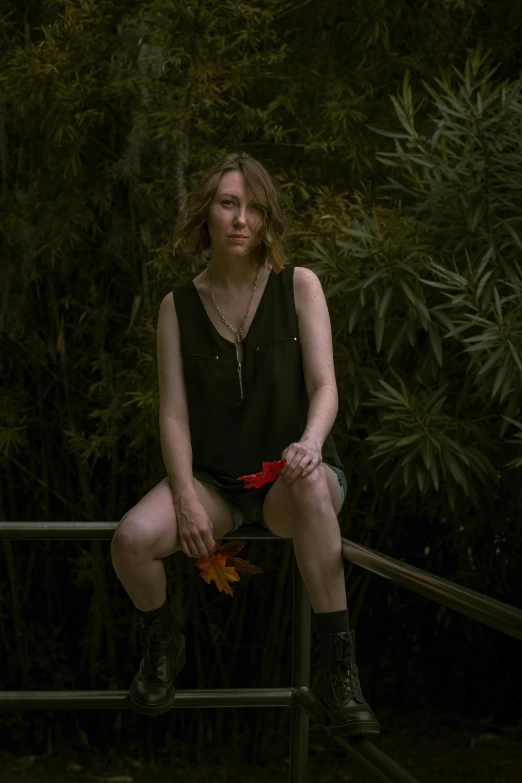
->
xmin=238 ymin=458 xmax=287 ymax=489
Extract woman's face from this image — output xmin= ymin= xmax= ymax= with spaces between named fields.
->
xmin=206 ymin=170 xmax=263 ymax=257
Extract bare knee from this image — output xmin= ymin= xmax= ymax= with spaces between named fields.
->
xmin=111 ymin=514 xmax=153 ymax=559
xmin=111 ymin=512 xmax=182 ymax=561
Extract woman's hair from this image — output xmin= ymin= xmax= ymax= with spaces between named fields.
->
xmin=172 ymin=151 xmax=287 ymax=273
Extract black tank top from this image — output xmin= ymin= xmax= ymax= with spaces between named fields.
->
xmin=172 ymin=263 xmax=343 ymax=500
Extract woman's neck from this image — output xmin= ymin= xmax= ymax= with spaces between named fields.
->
xmin=207 ymin=259 xmax=269 ymax=294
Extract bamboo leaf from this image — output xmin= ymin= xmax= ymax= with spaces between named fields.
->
xmin=493 ymin=286 xmax=503 ymax=321
xmin=378 ymin=287 xmax=393 ymax=319
xmin=444 ymin=451 xmax=468 ymax=492
xmin=422 ymin=437 xmax=434 ymax=470
xmin=430 ymin=458 xmax=440 ymax=491
xmin=476 ymin=345 xmax=505 ymax=377
xmin=377 ymin=380 xmax=405 ymax=404
xmin=427 ymin=323 xmax=443 ymax=367
xmin=396 ymin=433 xmax=423 ymax=447
xmin=507 ymin=340 xmax=522 ymax=371
xmin=504 ymin=219 xmax=522 ymax=250
xmin=375 ymin=316 xmax=385 ymax=353
xmin=492 ymin=353 xmax=510 ymax=399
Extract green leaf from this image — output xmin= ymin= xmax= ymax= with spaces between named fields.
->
xmin=444 ymin=451 xmax=468 ymax=492
xmin=396 ymin=433 xmax=424 ymax=447
xmin=492 ymin=353 xmax=510 ymax=399
xmin=375 ymin=316 xmax=385 ymax=353
xmin=339 ymin=227 xmax=373 ymax=241
xmin=378 ymin=287 xmax=393 ymax=319
xmin=430 ymin=458 xmax=440 ymax=492
xmin=416 ymin=465 xmax=426 ymax=493
xmin=493 ymin=286 xmax=503 ymax=321
xmin=388 ymin=322 xmax=407 ymax=361
xmin=427 ymin=323 xmax=443 ymax=367
xmin=507 ymin=340 xmax=522 ymax=371
xmin=422 ymin=437 xmax=434 ymax=470
xmin=362 ymin=270 xmax=385 ymax=290
xmin=399 ymin=280 xmax=416 ymax=305
xmin=390 ymin=95 xmax=415 ymax=137
xmin=377 ymin=380 xmax=405 ymax=404
xmin=504 ymin=220 xmax=522 ymax=250
xmin=476 ymin=345 xmax=505 ymax=377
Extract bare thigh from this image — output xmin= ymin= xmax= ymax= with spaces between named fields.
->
xmin=111 ymin=477 xmax=234 ymax=559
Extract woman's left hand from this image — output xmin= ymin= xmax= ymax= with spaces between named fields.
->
xmin=280 ymin=438 xmax=322 ymax=485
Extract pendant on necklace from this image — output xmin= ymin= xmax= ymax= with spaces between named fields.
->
xmin=235 ymin=332 xmax=244 ymax=399
xmin=235 ymin=343 xmax=244 ymax=400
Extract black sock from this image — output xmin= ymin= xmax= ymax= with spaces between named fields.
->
xmin=314 ymin=608 xmax=350 ymax=634
xmin=136 ymin=592 xmax=171 ymax=624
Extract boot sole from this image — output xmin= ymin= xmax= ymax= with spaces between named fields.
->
xmin=313 ymin=693 xmax=380 ymax=737
xmin=129 ymin=636 xmax=186 ymax=717
xmin=327 ymin=720 xmax=380 ymax=737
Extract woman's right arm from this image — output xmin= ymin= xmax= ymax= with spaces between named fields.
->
xmin=159 ymin=417 xmax=198 ymax=502
xmin=157 ymin=292 xmax=199 ymax=504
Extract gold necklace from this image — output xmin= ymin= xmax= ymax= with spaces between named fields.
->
xmin=206 ymin=261 xmax=260 ymax=400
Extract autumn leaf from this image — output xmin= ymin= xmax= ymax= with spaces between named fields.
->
xmin=196 ymin=540 xmax=264 ymax=596
xmin=196 ymin=552 xmax=240 ymax=595
xmin=238 ymin=458 xmax=287 ymax=489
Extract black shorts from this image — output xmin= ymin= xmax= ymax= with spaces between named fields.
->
xmin=194 ymin=461 xmax=347 ymax=538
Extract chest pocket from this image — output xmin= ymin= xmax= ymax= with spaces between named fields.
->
xmin=185 ymin=351 xmax=239 ymax=402
xmin=255 ymin=336 xmax=299 ymax=353
xmin=254 ymin=336 xmax=300 ymax=378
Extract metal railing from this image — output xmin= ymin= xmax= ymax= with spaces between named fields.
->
xmin=1 ymin=521 xmax=521 ymax=783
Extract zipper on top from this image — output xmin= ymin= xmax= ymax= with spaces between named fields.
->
xmin=234 ymin=342 xmax=244 ymax=400
xmin=237 ymin=361 xmax=243 ymax=400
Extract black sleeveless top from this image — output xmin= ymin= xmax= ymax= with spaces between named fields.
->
xmin=172 ymin=263 xmax=343 ymax=500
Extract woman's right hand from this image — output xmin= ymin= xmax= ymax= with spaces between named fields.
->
xmin=175 ymin=496 xmax=217 ymax=559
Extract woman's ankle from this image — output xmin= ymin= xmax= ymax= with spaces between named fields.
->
xmin=135 ymin=592 xmax=170 ymax=621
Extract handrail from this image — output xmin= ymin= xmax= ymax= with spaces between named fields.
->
xmin=3 ymin=520 xmax=519 ymax=782
xmin=1 ymin=521 xmax=520 ymax=641
xmin=0 ymin=521 xmax=278 ymax=540
xmin=341 ymin=538 xmax=522 ymax=641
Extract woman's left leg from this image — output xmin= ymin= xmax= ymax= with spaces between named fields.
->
xmin=262 ymin=463 xmax=346 ymax=612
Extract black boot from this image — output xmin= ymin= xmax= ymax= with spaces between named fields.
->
xmin=129 ymin=594 xmax=186 ymax=716
xmin=312 ymin=629 xmax=380 ymax=737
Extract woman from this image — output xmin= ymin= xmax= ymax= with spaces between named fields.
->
xmin=111 ymin=151 xmax=380 ymax=737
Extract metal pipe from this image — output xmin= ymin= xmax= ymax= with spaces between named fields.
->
xmin=342 ymin=537 xmax=522 ymax=641
xmin=290 ymin=555 xmax=311 ymax=783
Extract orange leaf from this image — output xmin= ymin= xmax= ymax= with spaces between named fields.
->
xmin=196 ymin=553 xmax=240 ymax=596
xmin=195 ymin=540 xmax=264 ymax=596
xmin=238 ymin=458 xmax=287 ymax=489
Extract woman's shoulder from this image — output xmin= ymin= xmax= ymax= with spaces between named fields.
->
xmin=191 ymin=269 xmax=204 ymax=292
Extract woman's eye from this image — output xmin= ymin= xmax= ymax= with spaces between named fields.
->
xmin=221 ymin=200 xmax=263 ymax=212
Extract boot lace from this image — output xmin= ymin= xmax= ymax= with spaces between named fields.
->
xmin=332 ymin=634 xmax=363 ymax=703
xmin=141 ymin=622 xmax=166 ymax=672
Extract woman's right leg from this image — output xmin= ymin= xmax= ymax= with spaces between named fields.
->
xmin=111 ymin=476 xmax=235 ymax=611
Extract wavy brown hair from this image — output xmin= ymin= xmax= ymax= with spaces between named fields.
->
xmin=172 ymin=151 xmax=287 ymax=273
